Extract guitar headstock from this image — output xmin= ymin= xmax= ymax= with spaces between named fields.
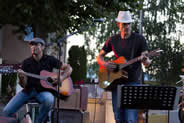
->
xmin=0 ymin=64 xmax=21 ymax=74
xmin=148 ymin=48 xmax=163 ymax=57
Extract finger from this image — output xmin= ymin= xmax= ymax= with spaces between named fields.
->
xmin=17 ymin=69 xmax=24 ymax=73
xmin=17 ymin=69 xmax=21 ymax=73
xmin=18 ymin=74 xmax=24 ymax=78
xmin=61 ymin=64 xmax=68 ymax=70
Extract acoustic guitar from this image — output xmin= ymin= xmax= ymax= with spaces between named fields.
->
xmin=98 ymin=48 xmax=162 ymax=89
xmin=0 ymin=64 xmax=73 ymax=97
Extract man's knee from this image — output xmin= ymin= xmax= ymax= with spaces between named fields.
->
xmin=42 ymin=94 xmax=54 ymax=108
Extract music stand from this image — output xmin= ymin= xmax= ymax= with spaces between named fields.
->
xmin=117 ymin=85 xmax=181 ymax=110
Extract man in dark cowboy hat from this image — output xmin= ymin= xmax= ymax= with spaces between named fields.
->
xmin=3 ymin=37 xmax=73 ymax=123
xmin=97 ymin=11 xmax=151 ymax=123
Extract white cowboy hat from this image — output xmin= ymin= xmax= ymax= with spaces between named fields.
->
xmin=115 ymin=11 xmax=134 ymax=23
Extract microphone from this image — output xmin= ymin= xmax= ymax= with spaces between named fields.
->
xmin=93 ymin=18 xmax=105 ymax=22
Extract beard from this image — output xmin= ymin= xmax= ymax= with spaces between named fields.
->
xmin=121 ymin=30 xmax=131 ymax=39
xmin=32 ymin=49 xmax=38 ymax=56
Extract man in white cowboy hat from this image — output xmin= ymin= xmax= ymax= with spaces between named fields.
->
xmin=97 ymin=11 xmax=151 ymax=123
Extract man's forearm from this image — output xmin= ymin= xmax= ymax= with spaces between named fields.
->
xmin=18 ymin=76 xmax=27 ymax=88
xmin=97 ymin=55 xmax=106 ymax=67
xmin=61 ymin=64 xmax=72 ymax=81
xmin=60 ymin=64 xmax=73 ymax=96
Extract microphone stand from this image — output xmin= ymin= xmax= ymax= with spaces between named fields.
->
xmin=55 ymin=21 xmax=98 ymax=123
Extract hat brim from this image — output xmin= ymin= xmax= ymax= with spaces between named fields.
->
xmin=115 ymin=18 xmax=134 ymax=23
xmin=29 ymin=41 xmax=45 ymax=45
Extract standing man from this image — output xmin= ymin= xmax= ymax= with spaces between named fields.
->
xmin=3 ymin=38 xmax=73 ymax=123
xmin=97 ymin=11 xmax=151 ymax=123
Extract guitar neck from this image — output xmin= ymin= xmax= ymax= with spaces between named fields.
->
xmin=119 ymin=52 xmax=153 ymax=69
xmin=23 ymin=72 xmax=47 ymax=81
xmin=119 ymin=56 xmax=141 ymax=69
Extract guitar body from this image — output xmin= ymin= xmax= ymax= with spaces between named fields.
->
xmin=40 ymin=70 xmax=73 ymax=97
xmin=98 ymin=56 xmax=128 ymax=89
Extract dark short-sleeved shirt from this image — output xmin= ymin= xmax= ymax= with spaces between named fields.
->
xmin=21 ymin=55 xmax=62 ymax=93
xmin=102 ymin=32 xmax=148 ymax=83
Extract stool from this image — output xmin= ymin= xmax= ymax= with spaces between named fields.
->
xmin=25 ymin=99 xmax=40 ymax=123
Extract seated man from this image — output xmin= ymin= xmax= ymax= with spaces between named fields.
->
xmin=3 ymin=38 xmax=73 ymax=123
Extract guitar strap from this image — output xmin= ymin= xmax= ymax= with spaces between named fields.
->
xmin=129 ymin=38 xmax=136 ymax=68
xmin=130 ymin=37 xmax=143 ymax=84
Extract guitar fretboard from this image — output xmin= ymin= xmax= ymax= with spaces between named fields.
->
xmin=119 ymin=51 xmax=157 ymax=69
xmin=23 ymin=72 xmax=48 ymax=81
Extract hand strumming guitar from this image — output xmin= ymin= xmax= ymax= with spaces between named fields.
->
xmin=60 ymin=63 xmax=73 ymax=81
xmin=17 ymin=69 xmax=27 ymax=88
xmin=140 ymin=51 xmax=152 ymax=67
xmin=103 ymin=62 xmax=117 ymax=71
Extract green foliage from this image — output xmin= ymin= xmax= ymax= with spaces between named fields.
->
xmin=0 ymin=0 xmax=140 ymax=36
xmin=1 ymin=73 xmax=17 ymax=96
xmin=68 ymin=45 xmax=87 ymax=83
xmin=143 ymin=0 xmax=184 ymax=85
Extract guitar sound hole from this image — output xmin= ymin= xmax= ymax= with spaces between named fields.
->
xmin=47 ymin=77 xmax=54 ymax=83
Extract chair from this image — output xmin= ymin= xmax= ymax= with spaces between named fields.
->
xmin=25 ymin=99 xmax=40 ymax=123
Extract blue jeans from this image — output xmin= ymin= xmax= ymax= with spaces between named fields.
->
xmin=3 ymin=89 xmax=55 ymax=123
xmin=112 ymin=82 xmax=139 ymax=123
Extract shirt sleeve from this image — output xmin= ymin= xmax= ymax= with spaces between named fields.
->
xmin=21 ymin=60 xmax=29 ymax=72
xmin=102 ymin=37 xmax=112 ymax=53
xmin=50 ymin=56 xmax=63 ymax=69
